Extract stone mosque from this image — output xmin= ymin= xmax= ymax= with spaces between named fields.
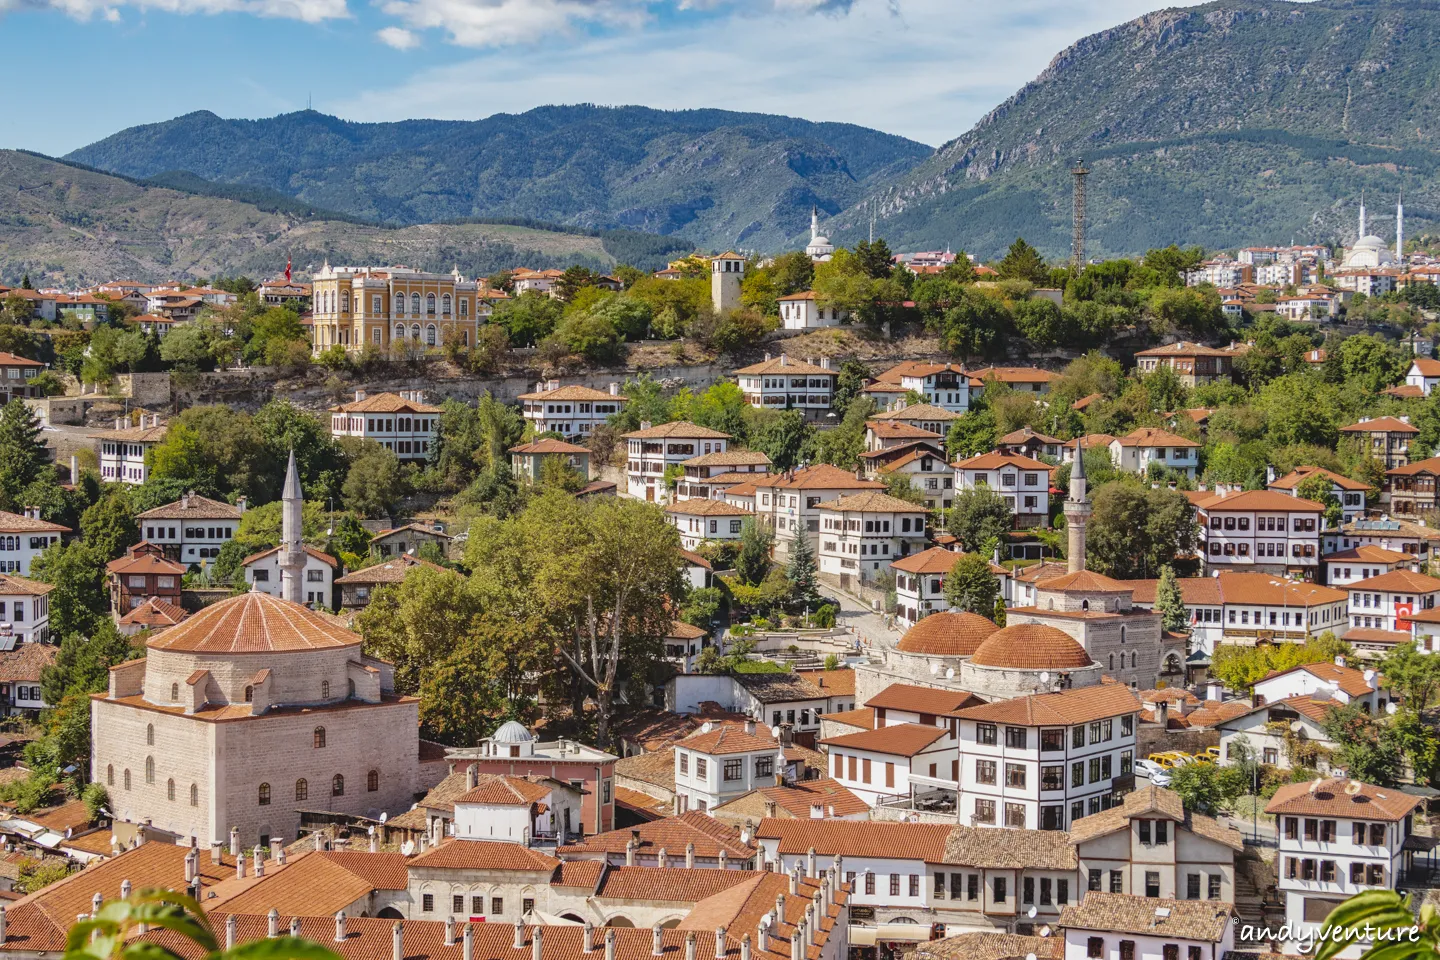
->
xmin=854 ymin=449 xmax=1174 ymax=703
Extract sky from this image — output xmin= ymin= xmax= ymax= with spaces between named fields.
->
xmin=1 ymin=0 xmax=1177 ymax=156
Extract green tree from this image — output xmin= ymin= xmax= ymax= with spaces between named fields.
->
xmin=786 ymin=530 xmax=820 ymax=608
xmin=496 ymin=291 xmax=564 ymax=346
xmin=1086 ymin=483 xmax=1195 ymax=579
xmin=996 ymin=238 xmax=1049 ymax=284
xmin=30 ymin=542 xmax=110 ymax=639
xmin=830 ymin=359 xmax=872 ymax=419
xmin=854 ymin=239 xmax=895 ymax=279
xmin=1295 ymin=473 xmax=1344 ymax=529
xmin=80 ymin=489 xmax=139 ymax=561
xmin=41 ymin=619 xmax=138 ymax=706
xmin=1378 ymin=642 xmax=1440 ymax=711
xmin=747 ymin=409 xmax=813 ymax=472
xmin=1321 ymin=700 xmax=1404 ymax=786
xmin=946 ymin=487 xmax=1012 ymax=552
xmin=1167 ymin=762 xmax=1243 ymax=816
xmin=735 ymin=518 xmax=774 ymax=587
xmin=341 ymin=441 xmax=411 ymax=518
xmin=0 ymin=399 xmax=48 ymax=510
xmin=1154 ymin=565 xmax=1190 ymax=633
xmin=942 ymin=552 xmax=1000 ymax=615
xmin=947 ymin=409 xmax=998 ymax=459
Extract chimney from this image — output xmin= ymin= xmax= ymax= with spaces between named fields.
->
xmin=1155 ymin=699 xmax=1169 ymax=729
xmin=120 ymin=879 xmax=132 ymax=899
xmin=69 ymin=455 xmax=77 ymax=483
xmin=291 ymin=918 xmax=302 ymax=938
xmin=715 ymin=927 xmax=727 ymax=957
xmin=466 ymin=765 xmax=478 ymax=790
xmin=774 ymin=894 xmax=786 ymax=925
xmin=230 ymin=827 xmax=240 ymax=856
xmin=548 ymin=379 xmax=559 ymax=391
xmin=514 ymin=921 xmax=526 ymax=950
xmin=779 ymin=354 xmax=788 ymax=367
xmin=805 ymin=905 xmax=816 ymax=947
xmin=806 ymin=848 xmax=816 ymax=878
xmin=115 ymin=417 xmax=123 ymax=430
xmin=464 ymin=924 xmax=474 ymax=960
xmin=1336 ymin=655 xmax=1347 ymax=668
xmin=640 ymin=421 xmax=653 ymax=432
xmin=652 ymin=925 xmax=665 ymax=957
xmin=270 ymin=837 xmax=281 ymax=861
xmin=335 ymin=912 xmax=347 ymax=942
xmin=393 ymin=922 xmax=404 ymax=960
xmin=91 ymin=892 xmax=102 ymax=917
xmin=744 ymin=719 xmax=755 ymax=736
xmin=253 ymin=848 xmax=264 ymax=877
xmin=610 ymin=383 xmax=619 ymax=396
xmin=658 ymin=847 xmax=668 ymax=869
xmin=719 ymin=850 xmax=728 ymax=870
xmin=626 ymin=836 xmax=638 ymax=866
xmin=741 ymin=935 xmax=751 ymax=960
xmin=268 ymin=909 xmax=280 ymax=938
xmin=532 ymin=926 xmax=543 ymax=960
xmin=236 ymin=854 xmax=246 ymax=880
xmin=764 ymin=799 xmax=778 ymax=819
xmin=370 ymin=832 xmax=378 ymax=854
xmin=211 ymin=841 xmax=224 ymax=865
xmin=1205 ymin=680 xmax=1224 ymax=702
xmin=237 ymin=497 xmax=247 ymax=515
xmin=184 ymin=849 xmax=198 ymax=883
xmin=314 ymin=832 xmax=325 ymax=852
xmin=278 ymin=846 xmax=287 ymax=866
xmin=756 ymin=920 xmax=768 ymax=955
xmin=779 ymin=723 xmax=793 ymax=748
xmin=445 ymin=918 xmax=456 ymax=947
xmin=226 ymin=915 xmax=237 ymax=951
xmin=606 ymin=929 xmax=617 ymax=960
xmin=355 ymin=390 xmax=367 ymax=402
xmin=685 ymin=932 xmax=697 ymax=960
xmin=686 ymin=842 xmax=696 ymax=869
xmin=832 ymin=854 xmax=842 ymax=879
xmin=583 ymin=922 xmax=594 ymax=954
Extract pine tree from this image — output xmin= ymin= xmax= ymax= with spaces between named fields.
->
xmin=1155 ymin=564 xmax=1190 ymax=634
xmin=0 ymin=399 xmax=47 ymax=510
xmin=735 ymin=517 xmax=773 ymax=587
xmin=19 ymin=274 xmax=31 ymax=290
xmin=992 ymin=594 xmax=1007 ymax=628
xmin=786 ymin=528 xmax=820 ymax=608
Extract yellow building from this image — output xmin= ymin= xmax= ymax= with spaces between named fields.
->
xmin=308 ymin=264 xmax=499 ymax=354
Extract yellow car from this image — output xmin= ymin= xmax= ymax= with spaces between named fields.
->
xmin=1146 ymin=753 xmax=1179 ymax=769
xmin=1202 ymin=746 xmax=1222 ymax=762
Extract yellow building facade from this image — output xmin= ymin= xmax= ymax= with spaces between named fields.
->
xmin=308 ymin=265 xmax=497 ymax=354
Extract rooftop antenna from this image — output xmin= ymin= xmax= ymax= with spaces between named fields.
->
xmin=1070 ymin=160 xmax=1089 ymax=270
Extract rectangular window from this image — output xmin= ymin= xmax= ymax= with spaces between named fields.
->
xmin=422 ymin=895 xmax=434 ymax=913
xmin=865 ymin=873 xmax=875 ymax=895
xmin=453 ymin=895 xmax=464 ymax=914
xmin=1057 ymin=879 xmax=1069 ymax=905
xmin=491 ymin=898 xmax=503 ymax=915
xmin=1023 ymin=877 xmax=1034 ymax=905
xmin=696 ymin=758 xmax=707 ymax=778
xmin=1088 ymin=869 xmax=1101 ymax=892
xmin=1041 ymin=729 xmax=1064 ymax=751
xmin=993 ymin=877 xmax=1007 ymax=903
xmin=967 ymin=874 xmax=978 ymax=901
xmin=1140 ymin=820 xmax=1152 ymax=844
xmin=1208 ymin=874 xmax=1221 ymax=900
xmin=1004 ymin=802 xmax=1026 ymax=828
xmin=889 ymin=874 xmax=900 ymax=897
xmin=1072 ymin=726 xmax=1085 ymax=749
xmin=723 ymin=759 xmax=742 ymax=781
xmin=1145 ymin=871 xmax=1160 ymax=898
xmin=1087 ymin=938 xmax=1104 ymax=960
xmin=976 ymin=760 xmax=996 ymax=784
xmin=1042 ymin=765 xmax=1064 ymax=791
xmin=1005 ymin=727 xmax=1028 ymax=749
xmin=975 ymin=799 xmax=995 ymax=824
xmin=1110 ymin=870 xmax=1123 ymax=894
xmin=977 ymin=723 xmax=997 ymax=745
xmin=1005 ymin=763 xmax=1026 ymax=788
xmin=1186 ymin=874 xmax=1200 ymax=900
xmin=908 ymin=875 xmax=918 ymax=897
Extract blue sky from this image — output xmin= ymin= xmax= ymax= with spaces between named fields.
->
xmin=1 ymin=0 xmax=1174 ymax=156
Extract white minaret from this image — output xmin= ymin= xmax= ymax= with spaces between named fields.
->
xmin=1396 ymin=190 xmax=1405 ymax=262
xmin=1359 ymin=190 xmax=1367 ymax=239
xmin=810 ymin=205 xmax=819 ymax=242
xmin=1064 ymin=442 xmax=1092 ymax=575
xmin=279 ymin=449 xmax=305 ymax=605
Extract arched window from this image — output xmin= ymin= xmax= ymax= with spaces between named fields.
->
xmin=367 ymin=770 xmax=379 ymax=792
xmin=1108 ymin=654 xmax=1114 ymax=670
xmin=341 ymin=291 xmax=350 ymax=313
xmin=394 ymin=294 xmax=405 ymax=315
xmin=1081 ymin=599 xmax=1089 ymax=612
xmin=171 ymin=683 xmax=179 ymax=700
xmin=411 ymin=323 xmax=421 ymax=341
xmin=332 ymin=774 xmax=344 ymax=797
xmin=244 ymin=686 xmax=253 ymax=703
xmin=1130 ymin=652 xmax=1137 ymax=668
xmin=146 ymin=723 xmax=154 ymax=745
xmin=167 ymin=779 xmax=175 ymax=801
xmin=259 ymin=783 xmax=271 ymax=806
xmin=411 ymin=293 xmax=421 ymax=314
xmin=124 ymin=769 xmax=131 ymax=790
xmin=321 ymin=681 xmax=330 ymax=699
xmin=441 ymin=294 xmax=451 ymax=315
xmin=394 ymin=323 xmax=405 ymax=341
xmin=106 ymin=764 xmax=114 ymax=786
xmin=296 ymin=779 xmax=308 ymax=801
xmin=347 ymin=679 xmax=356 ymax=699
xmin=190 ymin=783 xmax=198 ymax=806
xmin=145 ymin=756 xmax=154 ymax=784
xmin=1119 ymin=626 xmax=1127 ymax=643
xmin=426 ymin=324 xmax=437 ymax=346
xmin=314 ymin=726 xmax=326 ymax=748
xmin=426 ymin=293 xmax=436 ymax=315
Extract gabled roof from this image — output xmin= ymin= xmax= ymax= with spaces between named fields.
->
xmin=1067 ymin=785 xmax=1243 ymax=850
xmin=1114 ymin=427 xmax=1201 ymax=448
xmin=716 ymin=778 xmax=869 ymax=819
xmin=1260 ymin=661 xmax=1377 ymax=699
xmin=1347 ymin=569 xmax=1440 ymax=593
xmin=969 ymin=366 xmax=1061 ymax=384
xmin=0 ymin=573 xmax=53 ymax=597
xmin=1134 ymin=341 xmax=1236 ymax=358
xmin=889 ymin=546 xmax=961 ymax=575
xmin=1058 ymin=893 xmax=1233 ymax=942
xmin=136 ymin=494 xmax=241 ymax=520
xmin=816 ymin=491 xmax=927 ymax=514
xmin=818 ymin=722 xmax=948 ymax=756
xmin=455 ymin=775 xmax=554 ymax=806
xmin=870 ymin=403 xmax=961 ymax=423
xmin=335 ymin=555 xmax=449 ymax=585
xmin=998 ymin=426 xmax=1061 ymax=445
xmin=623 ymin=421 xmax=731 ymax=440
xmin=1387 ymin=455 xmax=1440 ymax=478
xmin=952 ymin=451 xmax=1051 ymax=471
xmin=1194 ymin=489 xmax=1324 ymax=513
xmin=865 ymin=421 xmax=942 ymax=440
xmin=0 ymin=510 xmax=69 ymax=534
xmin=106 ymin=546 xmax=186 ymax=576
xmin=1340 ymin=416 xmax=1418 ymax=434
xmin=679 ymin=721 xmax=780 ymax=756
xmin=754 ymin=465 xmax=885 ymax=491
xmin=1411 ymin=357 xmax=1440 ymax=377
xmin=556 ymin=812 xmax=754 ymax=860
xmin=955 ymin=683 xmax=1140 ymax=726
xmin=865 ymin=683 xmax=984 ymax=716
xmin=516 ymin=384 xmax=627 ymax=402
xmin=0 ymin=352 xmax=42 ymax=367
xmin=329 ymin=392 xmax=441 ymax=414
xmin=116 ymin=596 xmax=187 ymax=629
xmin=1214 ymin=572 xmax=1346 ymax=606
xmin=664 ymin=499 xmax=753 ymax=517
xmin=1269 ymin=466 xmax=1373 ymax=493
xmin=733 ymin=357 xmax=834 ymax=376
xmin=1323 ymin=545 xmax=1410 ymax=564
xmin=753 ymin=818 xmax=953 ymax=861
xmin=242 ymin=543 xmax=340 ymax=568
xmin=682 ymin=450 xmax=772 ymax=468
xmin=509 ymin=438 xmax=591 ymax=455
xmin=408 ymin=838 xmax=560 ymax=872
xmin=1266 ymin=777 xmax=1420 ymax=821
xmin=0 ymin=642 xmax=57 ymax=683
xmin=1035 ymin=570 xmax=1132 ymax=593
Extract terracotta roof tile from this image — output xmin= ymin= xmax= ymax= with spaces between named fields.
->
xmin=864 ymin=683 xmax=984 ymax=716
xmin=942 ymin=825 xmax=1076 ymax=870
xmin=0 ymin=574 xmax=54 ymax=597
xmin=551 ymin=859 xmax=606 ymax=888
xmin=816 ymin=491 xmax=927 ymax=513
xmin=914 ymin=933 xmax=1061 ymax=960
xmin=595 ymin=866 xmax=756 ymax=901
xmin=1214 ymin=572 xmax=1346 ymax=606
xmin=1348 ymin=569 xmax=1440 ymax=593
xmin=136 ymin=494 xmax=241 ymax=521
xmin=969 ymin=366 xmax=1061 ymax=384
xmin=557 ymin=812 xmax=754 ymax=861
xmin=1067 ymin=785 xmax=1242 ymax=851
xmin=818 ymin=722 xmax=948 ymax=757
xmin=331 ymin=392 xmax=441 ymax=414
xmin=756 ymin=818 xmax=953 ymax=860
xmin=682 ymin=450 xmax=772 ymax=468
xmin=409 ymin=839 xmax=560 ymax=872
xmin=1035 ymin=570 xmax=1133 ymax=593
xmin=870 ymin=403 xmax=961 ymax=423
xmin=0 ymin=511 xmax=69 ymax=535
xmin=615 ymin=747 xmax=677 ymax=792
xmin=865 ymin=421 xmax=943 ymax=440
xmin=508 ymin=438 xmax=590 ymax=455
xmin=0 ymin=642 xmax=57 ymax=683
xmin=1114 ymin=427 xmax=1201 ymax=448
xmin=1262 ymin=661 xmax=1378 ymax=698
xmin=679 ymin=721 xmax=780 ymax=756
xmin=336 ymin=555 xmax=450 ymax=585
xmin=1058 ymin=893 xmax=1233 ymax=941
xmin=147 ymin=592 xmax=358 ymax=653
xmin=1340 ymin=416 xmax=1418 ymax=434
xmin=242 ymin=543 xmax=340 ymax=568
xmin=818 ymin=708 xmax=873 ymax=731
xmin=623 ymin=422 xmax=731 ymax=441
xmin=755 ymin=465 xmax=885 ymax=492
xmin=1323 ymin=545 xmax=1410 ymax=564
xmin=612 ymin=787 xmax=670 ymax=819
xmin=456 ymin=775 xmax=552 ymax=806
xmin=1195 ymin=489 xmax=1325 ymax=512
xmin=791 ymin=669 xmax=855 ymax=697
xmin=665 ymin=499 xmax=754 ymax=517
xmin=1269 ymin=466 xmax=1373 ymax=493
xmin=955 ymin=684 xmax=1140 ymax=726
xmin=1266 ymin=777 xmax=1423 ymax=820
xmin=969 ymin=624 xmax=1093 ymax=670
xmin=734 ymin=779 xmax=869 ymax=819
xmin=732 ymin=357 xmax=834 ymax=376
xmin=952 ymin=451 xmax=1052 ymax=471
xmin=117 ymin=596 xmax=188 ymax=628
xmin=516 ymin=385 xmax=628 ymax=402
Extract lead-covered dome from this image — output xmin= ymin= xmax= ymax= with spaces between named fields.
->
xmin=969 ymin=624 xmax=1093 ymax=671
xmin=491 ymin=721 xmax=534 ymax=743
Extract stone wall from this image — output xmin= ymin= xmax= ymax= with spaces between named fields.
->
xmin=1136 ymin=720 xmax=1219 ymax=760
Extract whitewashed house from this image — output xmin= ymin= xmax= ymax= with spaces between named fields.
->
xmin=952 ymin=452 xmax=1052 ymax=529
xmin=1346 ymin=569 xmax=1440 ymax=632
xmin=136 ymin=493 xmax=241 ymax=567
xmin=517 ymin=381 xmax=627 ymax=437
xmin=673 ymin=720 xmax=787 ymax=814
xmin=817 ymin=491 xmax=928 ymax=578
xmin=0 ymin=509 xmax=68 ymax=576
xmin=732 ymin=355 xmax=836 ymax=420
xmin=778 ymin=291 xmax=848 ymax=329
xmin=0 ymin=574 xmax=52 ymax=644
xmin=1108 ymin=429 xmax=1201 ymax=479
xmin=1405 ymin=357 xmax=1440 ymax=397
xmin=1195 ymin=489 xmax=1327 ymax=577
xmin=243 ymin=544 xmax=339 ymax=609
xmin=624 ymin=421 xmax=731 ymax=504
xmin=328 ymin=390 xmax=440 ymax=461
xmin=1269 ymin=467 xmax=1369 ymax=525
xmin=664 ymin=498 xmax=753 ymax=551
xmin=1059 ymin=893 xmax=1234 ymax=960
xmin=91 ymin=415 xmax=166 ymax=485
xmin=751 ymin=465 xmax=885 ymax=559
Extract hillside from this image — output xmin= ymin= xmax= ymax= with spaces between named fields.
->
xmin=827 ymin=0 xmax=1440 ymax=259
xmin=65 ymin=105 xmax=933 ymax=252
xmin=0 ymin=150 xmax=649 ymax=287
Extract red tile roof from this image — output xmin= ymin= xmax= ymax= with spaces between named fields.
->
xmin=1266 ymin=777 xmax=1420 ymax=820
xmin=818 ymin=722 xmax=948 ymax=756
xmin=954 ymin=683 xmax=1140 ymax=726
xmin=408 ymin=839 xmax=560 ymax=872
xmin=1347 ymin=569 xmax=1440 ymax=593
xmin=147 ymin=592 xmax=359 ymax=653
xmin=969 ymin=624 xmax=1093 ymax=670
xmin=1340 ymin=416 xmax=1418 ymax=434
xmin=556 ymin=812 xmax=754 ymax=861
xmin=864 ymin=684 xmax=983 ymax=716
xmin=755 ymin=818 xmax=953 ymax=861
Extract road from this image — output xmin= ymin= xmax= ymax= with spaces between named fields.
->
xmin=818 ymin=581 xmax=902 ymax=654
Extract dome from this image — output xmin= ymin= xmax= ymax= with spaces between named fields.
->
xmin=147 ymin=591 xmax=358 ymax=653
xmin=896 ymin=612 xmax=999 ymax=657
xmin=1355 ymin=234 xmax=1389 ymax=249
xmin=968 ymin=624 xmax=1093 ymax=671
xmin=491 ymin=720 xmax=534 ymax=743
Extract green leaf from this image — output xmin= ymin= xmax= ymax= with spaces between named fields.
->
xmin=1314 ymin=891 xmax=1419 ymax=960
xmin=119 ymin=942 xmax=194 ymax=960
xmin=220 ymin=936 xmax=346 ymax=960
xmin=65 ymin=918 xmax=122 ymax=954
xmin=1344 ymin=941 xmax=1440 ymax=960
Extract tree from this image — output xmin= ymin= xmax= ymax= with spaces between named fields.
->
xmin=996 ymin=238 xmax=1049 ymax=284
xmin=341 ymin=442 xmax=410 ymax=518
xmin=786 ymin=531 xmax=820 ymax=609
xmin=942 ymin=552 xmax=1000 ymax=615
xmin=1321 ymin=701 xmax=1404 ymax=786
xmin=0 ymin=399 xmax=47 ymax=510
xmin=947 ymin=409 xmax=997 ymax=459
xmin=1167 ymin=762 xmax=1243 ymax=816
xmin=80 ymin=489 xmax=139 ymax=562
xmin=1378 ymin=642 xmax=1440 ymax=711
xmin=854 ymin=239 xmax=895 ymax=279
xmin=992 ymin=595 xmax=1007 ymax=628
xmin=30 ymin=542 xmax=109 ymax=639
xmin=1086 ymin=483 xmax=1195 ymax=579
xmin=1295 ymin=472 xmax=1344 ymax=529
xmin=41 ymin=619 xmax=138 ymax=707
xmin=1154 ymin=565 xmax=1190 ymax=633
xmin=830 ymin=359 xmax=872 ymax=419
xmin=735 ymin=518 xmax=774 ymax=587
xmin=746 ymin=410 xmax=813 ymax=472
xmin=946 ymin=488 xmax=1012 ymax=552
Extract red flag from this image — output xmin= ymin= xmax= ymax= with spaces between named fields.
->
xmin=285 ymin=258 xmax=292 ymax=283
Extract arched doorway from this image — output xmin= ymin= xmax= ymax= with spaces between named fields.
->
xmin=605 ymin=917 xmax=634 ymax=928
xmin=376 ymin=907 xmax=404 ymax=920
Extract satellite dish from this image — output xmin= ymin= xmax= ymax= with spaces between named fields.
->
xmin=379 ymin=811 xmax=388 ymax=823
xmin=1028 ymin=954 xmax=1039 ymax=960
xmin=771 ymin=726 xmax=781 ymax=738
xmin=400 ymin=840 xmax=415 ymax=856
xmin=1310 ymin=776 xmax=1324 ymax=793
xmin=1345 ymin=781 xmax=1363 ymax=796
xmin=1027 ymin=906 xmax=1037 ymax=919
xmin=929 ymin=663 xmax=940 ymax=675
xmin=1039 ymin=672 xmax=1051 ymax=684
xmin=1038 ymin=927 xmax=1051 ymax=938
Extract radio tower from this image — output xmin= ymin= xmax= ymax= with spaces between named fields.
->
xmin=1070 ymin=160 xmax=1089 ymax=270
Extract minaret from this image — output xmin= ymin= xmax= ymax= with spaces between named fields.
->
xmin=1397 ymin=190 xmax=1405 ymax=261
xmin=810 ymin=206 xmax=819 ymax=243
xmin=1064 ymin=442 xmax=1092 ymax=574
xmin=279 ymin=449 xmax=305 ymax=604
xmin=1359 ymin=190 xmax=1367 ymax=239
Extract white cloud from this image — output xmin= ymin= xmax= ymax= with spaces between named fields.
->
xmin=0 ymin=0 xmax=347 ymax=22
xmin=337 ymin=0 xmax=1169 ymax=146
xmin=376 ymin=24 xmax=418 ymax=46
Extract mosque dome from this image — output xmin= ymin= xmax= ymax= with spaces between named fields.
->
xmin=896 ymin=612 xmax=999 ymax=657
xmin=491 ymin=721 xmax=534 ymax=743
xmin=969 ymin=624 xmax=1093 ymax=671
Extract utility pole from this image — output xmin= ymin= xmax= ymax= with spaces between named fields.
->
xmin=1071 ymin=160 xmax=1089 ymax=270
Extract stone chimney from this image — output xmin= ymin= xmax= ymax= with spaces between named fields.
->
xmin=806 ymin=848 xmax=816 ymax=878
xmin=445 ymin=918 xmax=456 ymax=947
xmin=1154 ymin=699 xmax=1169 ymax=729
xmin=789 ymin=863 xmax=801 ymax=894
xmin=610 ymin=383 xmax=620 ymax=396
xmin=120 ymin=879 xmax=132 ymax=899
xmin=370 ymin=832 xmax=378 ymax=854
xmin=653 ymin=925 xmax=664 ymax=957
xmin=685 ymin=932 xmax=697 ymax=960
xmin=718 ymin=850 xmax=728 ymax=870
xmin=658 ymin=847 xmax=668 ymax=869
xmin=715 ymin=927 xmax=727 ymax=957
xmin=270 ymin=837 xmax=281 ymax=861
xmin=583 ymin=922 xmax=594 ymax=953
xmin=334 ymin=912 xmax=347 ymax=942
xmin=291 ymin=918 xmax=302 ymax=938
xmin=605 ymin=929 xmax=617 ymax=960
xmin=226 ymin=915 xmax=237 ymax=951
xmin=463 ymin=923 xmax=474 ymax=960
xmin=741 ymin=934 xmax=751 ymax=960
xmin=513 ymin=921 xmax=525 ymax=950
xmin=230 ymin=827 xmax=240 ymax=856
xmin=355 ymin=390 xmax=367 ymax=402
xmin=685 ymin=842 xmax=696 ymax=869
xmin=268 ymin=909 xmax=280 ymax=938
xmin=532 ymin=925 xmax=543 ymax=960
xmin=779 ymin=724 xmax=793 ymax=748
xmin=744 ymin=719 xmax=755 ymax=736
xmin=764 ymin=799 xmax=778 ymax=819
xmin=236 ymin=855 xmax=246 ymax=880
xmin=1 ymin=904 xmax=9 ymax=944
xmin=1336 ymin=654 xmax=1347 ymax=668
xmin=625 ymin=835 xmax=638 ymax=866
xmin=1206 ymin=680 xmax=1224 ymax=702
xmin=211 ymin=841 xmax=224 ymax=865
xmin=392 ymin=922 xmax=404 ymax=960
xmin=253 ymin=847 xmax=264 ymax=877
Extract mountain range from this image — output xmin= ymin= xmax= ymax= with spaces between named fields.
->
xmin=32 ymin=0 xmax=1440 ymax=275
xmin=64 ymin=106 xmax=932 ymax=254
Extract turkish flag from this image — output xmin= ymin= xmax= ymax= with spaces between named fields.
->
xmin=285 ymin=258 xmax=292 ymax=283
xmin=1396 ymin=601 xmax=1415 ymax=630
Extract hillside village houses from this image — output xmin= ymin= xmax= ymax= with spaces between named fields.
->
xmin=666 ymin=498 xmax=754 ymax=552
xmin=1339 ymin=416 xmax=1417 ymax=470
xmin=92 ymin=415 xmax=166 ymax=485
xmin=329 ymin=390 xmax=440 ymax=461
xmin=0 ymin=508 xmax=68 ymax=576
xmin=1344 ymin=569 xmax=1440 ymax=632
xmin=749 ymin=465 xmax=885 ymax=559
xmin=1216 ymin=660 xmax=1388 ymax=769
xmin=1195 ymin=489 xmax=1327 ymax=577
xmin=0 ymin=352 xmax=45 ymax=406
xmin=858 ymin=441 xmax=953 ymax=510
xmin=674 ymin=450 xmax=772 ymax=501
xmin=518 ymin=381 xmax=627 ymax=436
xmin=243 ymin=543 xmax=339 ymax=608
xmin=952 ymin=452 xmax=1052 ymax=529
xmin=1267 ymin=466 xmax=1370 ymax=524
xmin=816 ymin=491 xmax=928 ymax=579
xmin=1106 ymin=429 xmax=1200 ymax=479
xmin=1133 ymin=342 xmax=1240 ymax=386
xmin=1405 ymin=356 xmax=1440 ymax=396
xmin=508 ymin=437 xmax=591 ymax=485
xmin=732 ymin=355 xmax=837 ymax=420
xmin=870 ymin=361 xmax=976 ymax=413
xmin=136 ymin=493 xmax=241 ymax=566
xmin=625 ymin=421 xmax=733 ymax=503
xmin=0 ymin=573 xmax=52 ymax=645
xmin=778 ymin=291 xmax=849 ymax=330
xmin=306 ymin=264 xmax=484 ymax=354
